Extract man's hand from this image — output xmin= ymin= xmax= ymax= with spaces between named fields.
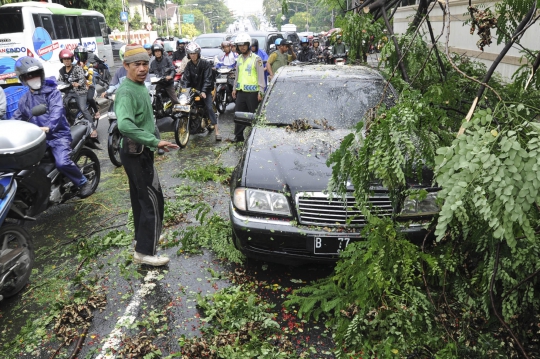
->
xmin=232 ymin=90 xmax=237 ymax=99
xmin=258 ymin=93 xmax=262 ymax=102
xmin=165 ymin=75 xmax=172 ymax=81
xmin=157 ymin=141 xmax=179 ymax=152
xmin=201 ymin=92 xmax=207 ymax=99
xmin=101 ymin=92 xmax=107 ymax=98
xmin=40 ymin=127 xmax=50 ymax=133
xmin=72 ymin=82 xmax=79 ymax=87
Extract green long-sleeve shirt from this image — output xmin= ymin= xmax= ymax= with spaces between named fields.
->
xmin=116 ymin=78 xmax=159 ymax=151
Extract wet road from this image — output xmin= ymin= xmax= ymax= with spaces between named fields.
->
xmin=0 ymin=67 xmax=337 ymax=358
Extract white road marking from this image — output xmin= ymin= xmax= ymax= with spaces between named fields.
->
xmin=96 ymin=270 xmax=160 ymax=359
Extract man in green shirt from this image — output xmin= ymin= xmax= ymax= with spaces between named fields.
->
xmin=116 ymin=44 xmax=179 ymax=267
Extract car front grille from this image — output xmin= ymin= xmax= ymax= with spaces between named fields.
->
xmin=296 ymin=192 xmax=393 ymax=226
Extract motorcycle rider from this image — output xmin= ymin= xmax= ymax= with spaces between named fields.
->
xmin=57 ymin=48 xmax=97 ymax=138
xmin=331 ymin=34 xmax=347 ymax=58
xmin=149 ymin=43 xmax=179 ymax=104
xmin=74 ymin=46 xmax=100 ymax=124
xmin=144 ymin=43 xmax=155 ymax=66
xmin=172 ymin=38 xmax=187 ymax=62
xmin=12 ymin=56 xmax=93 ymax=198
xmin=266 ymin=38 xmax=296 ymax=81
xmin=182 ymin=42 xmax=221 ymax=141
xmin=232 ymin=33 xmax=266 ymax=142
xmin=216 ymin=41 xmax=237 ymax=68
xmin=297 ymin=37 xmax=315 ymax=62
xmin=312 ymin=38 xmax=324 ymax=62
xmin=250 ymin=38 xmax=269 ymax=85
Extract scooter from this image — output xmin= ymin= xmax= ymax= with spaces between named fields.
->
xmin=214 ymin=66 xmax=235 ymax=114
xmin=57 ymin=82 xmax=111 ymax=130
xmin=333 ymin=52 xmax=348 ymax=65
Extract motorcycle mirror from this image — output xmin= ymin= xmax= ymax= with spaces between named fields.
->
xmin=31 ymin=104 xmax=48 ymax=117
xmin=234 ymin=112 xmax=255 ymax=126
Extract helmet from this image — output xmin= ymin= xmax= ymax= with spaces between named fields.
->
xmin=182 ymin=38 xmax=190 ymax=44
xmin=234 ymin=33 xmax=251 ymax=47
xmin=300 ymin=37 xmax=309 ymax=44
xmin=74 ymin=46 xmax=88 ymax=63
xmin=251 ymin=38 xmax=259 ymax=51
xmin=59 ymin=49 xmax=74 ymax=62
xmin=153 ymin=39 xmax=164 ymax=47
xmin=336 ymin=34 xmax=342 ymax=40
xmin=275 ymin=38 xmax=283 ymax=46
xmin=119 ymin=45 xmax=127 ymax=61
xmin=177 ymin=38 xmax=185 ymax=45
xmin=308 ymin=35 xmax=314 ymax=39
xmin=221 ymin=40 xmax=231 ymax=49
xmin=313 ymin=37 xmax=320 ymax=44
xmin=143 ymin=43 xmax=152 ymax=50
xmin=185 ymin=42 xmax=201 ymax=55
xmin=15 ymin=56 xmax=45 ymax=88
xmin=152 ymin=43 xmax=164 ymax=56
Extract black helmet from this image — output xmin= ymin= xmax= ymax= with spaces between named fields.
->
xmin=74 ymin=46 xmax=88 ymax=63
xmin=15 ymin=56 xmax=45 ymax=87
xmin=251 ymin=38 xmax=259 ymax=52
xmin=152 ymin=43 xmax=164 ymax=56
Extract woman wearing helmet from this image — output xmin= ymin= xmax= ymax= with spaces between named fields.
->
xmin=149 ymin=43 xmax=179 ymax=104
xmin=297 ymin=37 xmax=315 ymax=62
xmin=75 ymin=46 xmax=100 ymax=122
xmin=232 ymin=33 xmax=266 ymax=142
xmin=182 ymin=42 xmax=221 ymax=140
xmin=57 ymin=48 xmax=97 ymax=137
xmin=13 ymin=56 xmax=94 ymax=198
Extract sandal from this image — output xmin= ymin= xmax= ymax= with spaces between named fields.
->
xmin=215 ymin=133 xmax=222 ymax=141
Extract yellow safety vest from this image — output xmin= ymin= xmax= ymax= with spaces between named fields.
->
xmin=236 ymin=53 xmax=259 ymax=92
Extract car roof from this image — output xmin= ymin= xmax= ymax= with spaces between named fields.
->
xmin=195 ymin=33 xmax=227 ymax=38
xmin=275 ymin=65 xmax=388 ymax=82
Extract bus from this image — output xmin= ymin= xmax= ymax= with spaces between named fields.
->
xmin=0 ymin=1 xmax=113 ymax=87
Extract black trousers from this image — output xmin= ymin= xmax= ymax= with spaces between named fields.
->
xmin=234 ymin=91 xmax=259 ymax=139
xmin=156 ymin=82 xmax=180 ymax=104
xmin=120 ymin=147 xmax=164 ymax=256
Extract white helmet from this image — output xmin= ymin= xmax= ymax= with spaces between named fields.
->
xmin=186 ymin=42 xmax=201 ymax=55
xmin=235 ymin=33 xmax=251 ymax=47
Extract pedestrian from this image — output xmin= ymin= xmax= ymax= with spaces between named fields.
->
xmin=231 ymin=33 xmax=266 ymax=142
xmin=0 ymin=86 xmax=5 ymax=120
xmin=115 ymin=44 xmax=179 ymax=266
xmin=266 ymin=39 xmax=296 ymax=82
xmin=12 ymin=56 xmax=93 ymax=197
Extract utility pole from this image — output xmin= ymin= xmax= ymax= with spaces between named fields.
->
xmin=165 ymin=2 xmax=169 ymax=38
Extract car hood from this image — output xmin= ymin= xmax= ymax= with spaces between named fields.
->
xmin=244 ymin=127 xmax=350 ymax=193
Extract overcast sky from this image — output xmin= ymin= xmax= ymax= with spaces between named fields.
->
xmin=225 ymin=0 xmax=263 ymax=16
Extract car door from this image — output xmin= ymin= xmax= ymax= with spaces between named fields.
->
xmin=267 ymin=33 xmax=283 ymax=53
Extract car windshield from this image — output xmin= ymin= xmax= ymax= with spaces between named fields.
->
xmin=262 ymin=77 xmax=396 ymax=129
xmin=196 ymin=37 xmax=224 ymax=48
xmin=230 ymin=36 xmax=266 ymax=49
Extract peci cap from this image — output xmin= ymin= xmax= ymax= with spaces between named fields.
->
xmin=123 ymin=43 xmax=150 ymax=63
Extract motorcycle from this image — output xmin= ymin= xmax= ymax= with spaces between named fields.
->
xmin=0 ymin=119 xmax=42 ymax=301
xmin=89 ymin=52 xmax=111 ymax=85
xmin=173 ymin=60 xmax=183 ymax=93
xmin=214 ymin=66 xmax=235 ymax=114
xmin=104 ymin=95 xmax=123 ymax=167
xmin=57 ymin=82 xmax=111 ymax=129
xmin=173 ymin=87 xmax=214 ymax=147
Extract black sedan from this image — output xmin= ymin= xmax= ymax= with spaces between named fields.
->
xmin=229 ymin=65 xmax=440 ymax=265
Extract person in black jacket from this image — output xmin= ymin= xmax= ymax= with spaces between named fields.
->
xmin=172 ymin=38 xmax=187 ymax=62
xmin=182 ymin=42 xmax=220 ymax=141
xmin=149 ymin=43 xmax=179 ymax=104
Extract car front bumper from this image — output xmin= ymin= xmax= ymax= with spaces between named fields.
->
xmin=229 ymin=203 xmax=431 ymax=265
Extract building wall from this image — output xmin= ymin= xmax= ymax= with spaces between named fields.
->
xmin=394 ymin=0 xmax=538 ymax=80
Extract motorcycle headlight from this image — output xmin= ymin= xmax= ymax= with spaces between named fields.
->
xmin=233 ymin=188 xmax=291 ymax=216
xmin=178 ymin=94 xmax=189 ymax=105
xmin=400 ymin=192 xmax=439 ymax=217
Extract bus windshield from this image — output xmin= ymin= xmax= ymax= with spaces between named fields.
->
xmin=0 ymin=11 xmax=23 ymax=34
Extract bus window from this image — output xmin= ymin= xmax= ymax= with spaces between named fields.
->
xmin=79 ymin=16 xmax=88 ymax=38
xmin=84 ymin=16 xmax=98 ymax=37
xmin=52 ymin=15 xmax=69 ymax=40
xmin=40 ymin=15 xmax=56 ymax=40
xmin=32 ymin=14 xmax=41 ymax=28
xmin=66 ymin=16 xmax=81 ymax=40
xmin=0 ymin=7 xmax=23 ymax=34
xmin=99 ymin=20 xmax=110 ymax=45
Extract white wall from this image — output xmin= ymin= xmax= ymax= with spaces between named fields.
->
xmin=394 ymin=0 xmax=539 ymax=80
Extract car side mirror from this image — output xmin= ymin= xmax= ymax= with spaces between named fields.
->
xmin=31 ymin=104 xmax=47 ymax=116
xmin=234 ymin=112 xmax=255 ymax=126
xmin=107 ymin=27 xmax=112 ymax=34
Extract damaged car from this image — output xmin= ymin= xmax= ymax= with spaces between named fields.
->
xmin=229 ymin=65 xmax=440 ymax=265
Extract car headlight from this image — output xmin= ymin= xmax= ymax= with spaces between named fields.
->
xmin=233 ymin=188 xmax=291 ymax=216
xmin=178 ymin=94 xmax=189 ymax=105
xmin=400 ymin=192 xmax=439 ymax=217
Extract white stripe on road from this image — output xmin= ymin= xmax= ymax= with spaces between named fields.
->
xmin=96 ymin=270 xmax=161 ymax=359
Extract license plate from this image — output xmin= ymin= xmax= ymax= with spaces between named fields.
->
xmin=216 ymin=78 xmax=227 ymax=83
xmin=5 ymin=78 xmax=19 ymax=84
xmin=313 ymin=236 xmax=354 ymax=254
xmin=174 ymin=104 xmax=190 ymax=112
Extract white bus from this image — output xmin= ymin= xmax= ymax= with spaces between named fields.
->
xmin=0 ymin=1 xmax=113 ymax=87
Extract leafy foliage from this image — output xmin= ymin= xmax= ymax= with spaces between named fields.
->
xmin=288 ymin=1 xmax=540 ymax=357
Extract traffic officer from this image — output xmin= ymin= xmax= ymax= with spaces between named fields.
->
xmin=231 ymin=33 xmax=266 ymax=143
